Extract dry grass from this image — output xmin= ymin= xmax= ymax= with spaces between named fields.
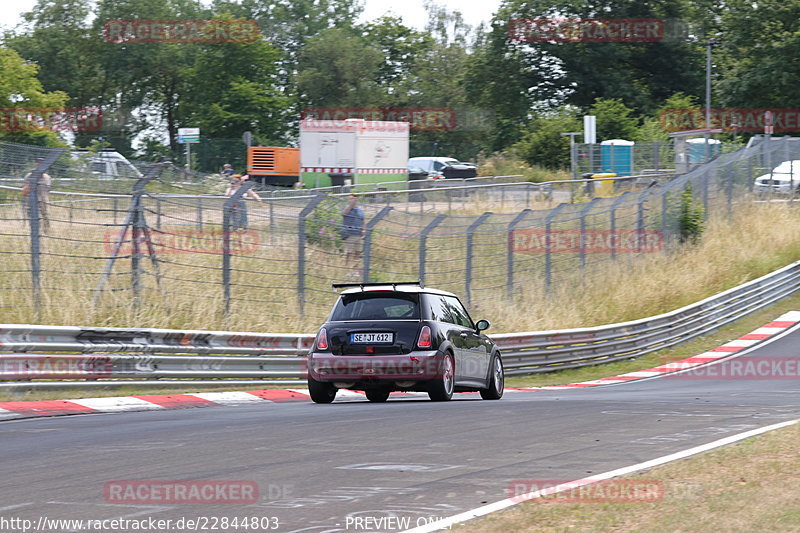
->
xmin=1 ymin=197 xmax=799 ymax=336
xmin=482 ymin=202 xmax=800 ymax=333
xmin=454 ymin=422 xmax=800 ymax=533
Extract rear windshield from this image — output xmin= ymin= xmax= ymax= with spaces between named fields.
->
xmin=330 ymin=293 xmax=420 ymax=321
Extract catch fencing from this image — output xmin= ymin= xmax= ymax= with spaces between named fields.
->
xmin=1 ymin=256 xmax=798 ymax=389
xmin=0 ymin=137 xmax=799 ymax=328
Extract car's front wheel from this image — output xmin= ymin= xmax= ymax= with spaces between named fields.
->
xmin=308 ymin=377 xmax=337 ymax=404
xmin=428 ymin=352 xmax=455 ymax=401
xmin=365 ymin=389 xmax=391 ymax=403
xmin=480 ymin=354 xmax=504 ymax=400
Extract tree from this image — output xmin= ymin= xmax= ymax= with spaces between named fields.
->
xmin=511 ymin=108 xmax=582 ymax=169
xmin=0 ymin=47 xmax=69 ymax=146
xmin=716 ymin=0 xmax=800 ymax=109
xmin=182 ymin=27 xmax=291 ymax=144
xmin=588 ymin=98 xmax=639 ymax=141
xmin=296 ymin=28 xmax=384 ymax=108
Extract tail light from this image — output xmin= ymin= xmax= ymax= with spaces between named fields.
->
xmin=315 ymin=328 xmax=329 ymax=351
xmin=416 ymin=326 xmax=432 ymax=349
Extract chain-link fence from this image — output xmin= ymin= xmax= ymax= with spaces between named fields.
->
xmin=1 ymin=137 xmax=798 ymax=327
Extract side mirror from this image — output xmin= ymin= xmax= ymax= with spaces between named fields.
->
xmin=475 ymin=319 xmax=490 ymax=332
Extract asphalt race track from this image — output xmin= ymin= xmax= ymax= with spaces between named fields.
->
xmin=1 ymin=324 xmax=799 ymax=533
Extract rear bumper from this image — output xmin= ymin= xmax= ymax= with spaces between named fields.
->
xmin=307 ymin=350 xmax=442 ymax=382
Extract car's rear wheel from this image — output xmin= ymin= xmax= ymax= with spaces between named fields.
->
xmin=480 ymin=354 xmax=504 ymax=400
xmin=308 ymin=377 xmax=337 ymax=404
xmin=365 ymin=389 xmax=391 ymax=403
xmin=428 ymin=352 xmax=455 ymax=401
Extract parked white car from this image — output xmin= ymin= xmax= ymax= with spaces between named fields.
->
xmin=70 ymin=149 xmax=143 ymax=180
xmin=753 ymin=160 xmax=800 ymax=195
xmin=408 ymin=157 xmax=477 ymax=179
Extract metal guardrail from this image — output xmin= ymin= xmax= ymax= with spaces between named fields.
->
xmin=1 ymin=259 xmax=799 ymax=390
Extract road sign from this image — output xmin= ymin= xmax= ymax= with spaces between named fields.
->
xmin=178 ymin=127 xmax=200 ymax=144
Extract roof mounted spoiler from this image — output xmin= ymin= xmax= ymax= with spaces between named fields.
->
xmin=332 ymin=281 xmax=423 ymax=290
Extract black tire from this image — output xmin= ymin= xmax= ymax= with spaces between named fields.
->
xmin=480 ymin=354 xmax=504 ymax=400
xmin=428 ymin=352 xmax=455 ymax=401
xmin=365 ymin=389 xmax=391 ymax=403
xmin=308 ymin=377 xmax=337 ymax=404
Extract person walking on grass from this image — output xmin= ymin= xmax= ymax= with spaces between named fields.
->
xmin=341 ymin=194 xmax=366 ymax=271
xmin=225 ymin=174 xmax=262 ymax=230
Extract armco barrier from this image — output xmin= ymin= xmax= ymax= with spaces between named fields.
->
xmin=1 ymin=260 xmax=799 ymax=390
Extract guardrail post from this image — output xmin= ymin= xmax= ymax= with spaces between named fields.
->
xmin=222 ymin=181 xmax=255 ymax=318
xmin=297 ymin=193 xmax=326 ymax=317
xmin=506 ymin=209 xmax=533 ymax=298
xmin=466 ymin=212 xmax=492 ymax=306
xmin=362 ymin=206 xmax=392 ymax=283
xmin=544 ymin=204 xmax=566 ymax=292
xmin=579 ymin=198 xmax=601 ymax=269
xmin=419 ymin=214 xmax=447 ymax=287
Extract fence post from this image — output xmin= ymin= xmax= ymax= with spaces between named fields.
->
xmin=93 ymin=166 xmax=162 ymax=304
xmin=25 ymin=149 xmax=64 ymax=316
xmin=196 ymin=197 xmax=203 ymax=230
xmin=155 ymin=196 xmax=162 ymax=229
xmin=579 ymin=198 xmax=601 ymax=269
xmin=297 ymin=193 xmax=327 ymax=318
xmin=725 ymin=163 xmax=734 ymax=217
xmin=506 ymin=209 xmax=532 ymax=298
xmin=362 ymin=206 xmax=392 ymax=283
xmin=419 ymin=214 xmax=447 ymax=287
xmin=465 ymin=212 xmax=492 ymax=307
xmin=544 ymin=204 xmax=566 ymax=292
xmin=222 ymin=181 xmax=256 ymax=318
xmin=636 ymin=188 xmax=651 ymax=253
xmin=609 ymin=192 xmax=631 ymax=261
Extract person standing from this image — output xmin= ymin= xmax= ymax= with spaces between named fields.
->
xmin=221 ymin=163 xmax=235 ymax=178
xmin=22 ymin=157 xmax=52 ymax=232
xmin=225 ymin=175 xmax=262 ymax=230
xmin=341 ymin=194 xmax=366 ymax=268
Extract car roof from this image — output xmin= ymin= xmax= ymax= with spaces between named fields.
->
xmin=338 ymin=284 xmax=457 ymax=298
xmin=409 ymin=157 xmax=459 ymax=163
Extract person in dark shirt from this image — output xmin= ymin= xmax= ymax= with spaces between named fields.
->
xmin=341 ymin=194 xmax=365 ymax=267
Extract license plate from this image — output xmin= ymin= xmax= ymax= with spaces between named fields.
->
xmin=351 ymin=332 xmax=393 ymax=344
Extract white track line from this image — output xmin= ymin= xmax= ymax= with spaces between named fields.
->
xmin=401 ymin=419 xmax=800 ymax=533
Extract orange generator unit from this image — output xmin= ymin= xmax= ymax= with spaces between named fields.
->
xmin=246 ymin=146 xmax=300 ymax=186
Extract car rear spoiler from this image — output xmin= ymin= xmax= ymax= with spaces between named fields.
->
xmin=332 ymin=281 xmax=423 ymax=290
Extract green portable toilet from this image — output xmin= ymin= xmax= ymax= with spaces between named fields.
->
xmin=600 ymin=139 xmax=634 ymax=175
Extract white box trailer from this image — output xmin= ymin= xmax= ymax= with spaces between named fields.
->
xmin=299 ymin=118 xmax=409 ymax=188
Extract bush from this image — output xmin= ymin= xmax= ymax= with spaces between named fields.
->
xmin=305 ymin=196 xmax=344 ymax=250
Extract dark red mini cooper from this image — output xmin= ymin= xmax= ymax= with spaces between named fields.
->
xmin=306 ymin=282 xmax=504 ymax=403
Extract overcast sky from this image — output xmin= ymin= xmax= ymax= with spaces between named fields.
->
xmin=0 ymin=0 xmax=502 ymax=31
